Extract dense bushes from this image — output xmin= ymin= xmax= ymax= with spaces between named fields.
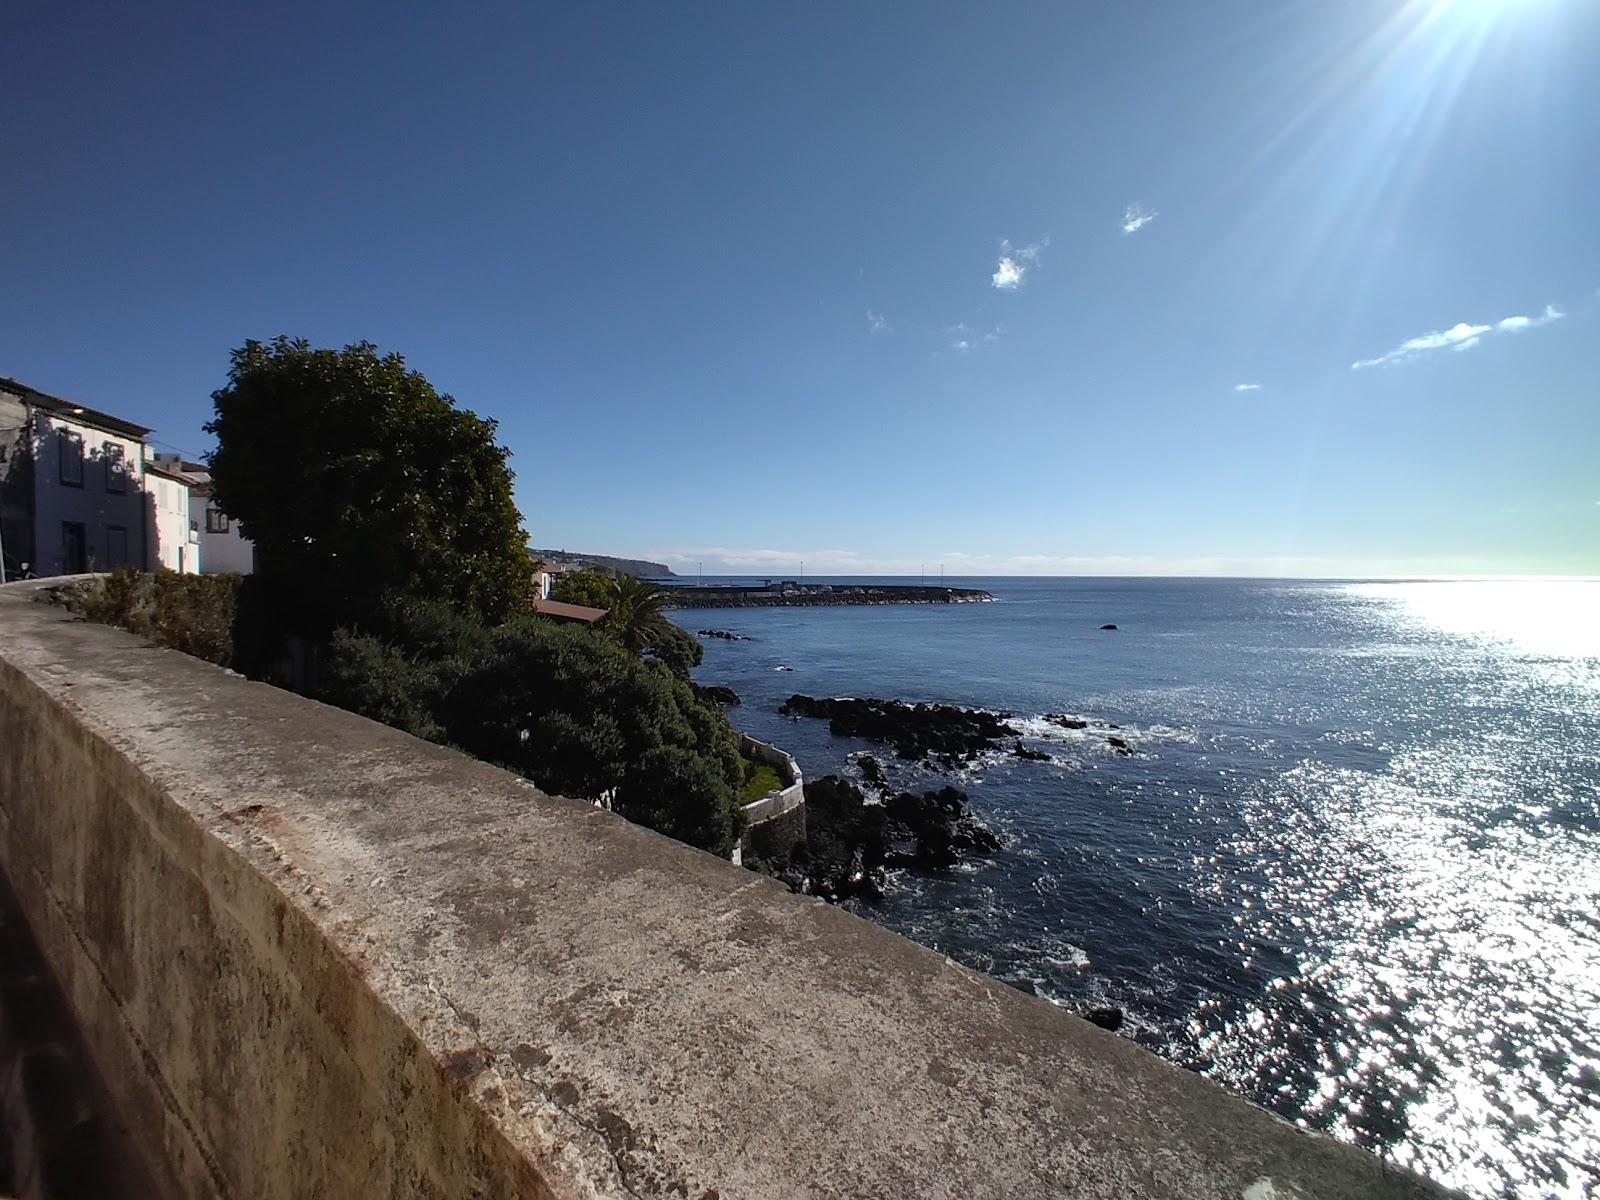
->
xmin=67 ymin=568 xmax=242 ymax=666
xmin=551 ymin=569 xmax=703 ymax=680
xmin=321 ymin=598 xmax=746 ymax=856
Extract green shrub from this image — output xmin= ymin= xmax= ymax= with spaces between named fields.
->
xmin=73 ymin=568 xmax=241 ymax=666
xmin=320 ymin=603 xmax=746 ymax=857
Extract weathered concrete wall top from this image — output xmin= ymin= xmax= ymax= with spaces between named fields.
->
xmin=0 ymin=583 xmax=1456 ymax=1200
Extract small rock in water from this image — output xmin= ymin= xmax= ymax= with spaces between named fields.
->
xmin=1100 ymin=623 xmax=1118 ymax=631
xmin=773 ymin=665 xmax=794 ymax=672
xmin=1106 ymin=736 xmax=1132 ymax=756
xmin=1044 ymin=714 xmax=1089 ymax=731
xmin=1082 ymin=1006 xmax=1124 ymax=1032
xmin=1012 ymin=741 xmax=1051 ymax=762
xmin=856 ymin=754 xmax=886 ymax=789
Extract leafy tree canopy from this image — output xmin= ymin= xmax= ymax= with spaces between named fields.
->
xmin=550 ymin=570 xmax=702 ymax=679
xmin=206 ymin=337 xmax=532 ymax=640
xmin=550 ymin=569 xmax=615 ymax=609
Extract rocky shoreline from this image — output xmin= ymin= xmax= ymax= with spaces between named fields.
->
xmin=748 ymin=773 xmax=1000 ymax=902
xmin=779 ymin=694 xmax=1133 ymax=761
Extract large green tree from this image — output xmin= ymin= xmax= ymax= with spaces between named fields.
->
xmin=206 ymin=338 xmax=532 ymax=644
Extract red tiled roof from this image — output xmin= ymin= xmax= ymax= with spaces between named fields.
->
xmin=530 ymin=599 xmax=607 ymax=624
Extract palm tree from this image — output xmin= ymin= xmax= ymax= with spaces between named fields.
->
xmin=601 ymin=574 xmax=672 ymax=653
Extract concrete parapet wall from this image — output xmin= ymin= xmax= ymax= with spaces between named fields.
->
xmin=0 ymin=582 xmax=1453 ymax=1200
xmin=737 ymin=735 xmax=806 ymax=862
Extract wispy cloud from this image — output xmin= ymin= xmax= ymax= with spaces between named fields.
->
xmin=866 ymin=310 xmax=888 ymax=335
xmin=1233 ymin=383 xmax=1263 ymax=393
xmin=992 ymin=237 xmax=1047 ymax=289
xmin=1352 ymin=304 xmax=1565 ymax=369
xmin=1121 ymin=203 xmax=1157 ymax=235
xmin=1495 ymin=305 xmax=1565 ymax=334
xmin=945 ymin=323 xmax=1001 ymax=353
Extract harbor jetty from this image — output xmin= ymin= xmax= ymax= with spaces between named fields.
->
xmin=661 ymin=581 xmax=993 ymax=608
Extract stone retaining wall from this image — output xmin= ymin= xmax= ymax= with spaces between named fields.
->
xmin=0 ymin=581 xmax=1455 ymax=1200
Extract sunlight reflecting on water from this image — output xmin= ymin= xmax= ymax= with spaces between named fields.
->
xmin=687 ymin=578 xmax=1600 ymax=1199
xmin=1185 ymin=581 xmax=1600 ymax=1198
xmin=1348 ymin=579 xmax=1600 ymax=660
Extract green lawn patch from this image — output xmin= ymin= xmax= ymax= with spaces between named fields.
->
xmin=739 ymin=762 xmax=785 ymax=806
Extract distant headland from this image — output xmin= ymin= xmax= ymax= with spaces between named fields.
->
xmin=530 ymin=548 xmax=675 ymax=577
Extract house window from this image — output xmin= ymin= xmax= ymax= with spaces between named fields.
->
xmin=206 ymin=507 xmax=230 ymax=534
xmin=104 ymin=442 xmax=126 ymax=493
xmin=59 ymin=430 xmax=84 ymax=487
xmin=107 ymin=526 xmax=129 ymax=568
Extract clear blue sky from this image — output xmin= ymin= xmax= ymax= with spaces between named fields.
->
xmin=5 ymin=0 xmax=1597 ymax=576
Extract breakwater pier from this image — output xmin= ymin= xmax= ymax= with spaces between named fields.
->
xmin=661 ymin=581 xmax=993 ymax=607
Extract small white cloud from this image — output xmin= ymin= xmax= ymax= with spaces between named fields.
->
xmin=1496 ymin=304 xmax=1564 ymax=333
xmin=1349 ymin=303 xmax=1564 ymax=370
xmin=1121 ymin=203 xmax=1157 ymax=235
xmin=992 ymin=258 xmax=1025 ymax=289
xmin=946 ymin=323 xmax=1001 ymax=353
xmin=992 ymin=237 xmax=1047 ymax=289
xmin=1233 ymin=383 xmax=1262 ymax=393
xmin=867 ymin=310 xmax=888 ymax=334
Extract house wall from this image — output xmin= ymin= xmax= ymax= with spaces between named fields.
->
xmin=146 ymin=474 xmax=199 ymax=574
xmin=0 ymin=392 xmax=34 ymax=578
xmin=30 ymin=413 xmax=150 ymax=576
xmin=189 ymin=492 xmax=255 ymax=574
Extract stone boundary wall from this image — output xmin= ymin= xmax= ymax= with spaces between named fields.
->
xmin=736 ymin=736 xmax=806 ymax=863
xmin=0 ymin=582 xmax=1455 ymax=1200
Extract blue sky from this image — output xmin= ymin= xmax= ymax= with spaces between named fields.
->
xmin=5 ymin=0 xmax=1597 ymax=576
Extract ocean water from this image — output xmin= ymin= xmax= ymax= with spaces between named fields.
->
xmin=675 ymin=577 xmax=1600 ymax=1200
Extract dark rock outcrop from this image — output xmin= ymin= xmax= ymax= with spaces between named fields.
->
xmin=1012 ymin=741 xmax=1051 ymax=762
xmin=1044 ymin=714 xmax=1088 ymax=730
xmin=855 ymin=754 xmax=887 ymax=790
xmin=696 ymin=629 xmax=752 ymax=641
xmin=753 ymin=776 xmax=1000 ymax=902
xmin=1082 ymin=1006 xmax=1124 ymax=1032
xmin=1106 ymin=736 xmax=1132 ymax=756
xmin=883 ymin=785 xmax=1002 ymax=869
xmin=779 ymin=695 xmax=1018 ymax=761
xmin=692 ymin=684 xmax=741 ymax=707
xmin=1100 ymin=624 xmax=1118 ymax=631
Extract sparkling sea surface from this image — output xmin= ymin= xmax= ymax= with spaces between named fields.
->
xmin=675 ymin=577 xmax=1600 ymax=1200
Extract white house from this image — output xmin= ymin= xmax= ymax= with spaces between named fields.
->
xmin=141 ymin=460 xmax=201 ymax=575
xmin=149 ymin=454 xmax=255 ymax=575
xmin=1 ymin=377 xmax=165 ymax=578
